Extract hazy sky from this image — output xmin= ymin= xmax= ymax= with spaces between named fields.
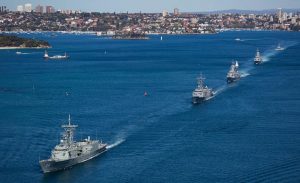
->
xmin=3 ymin=0 xmax=300 ymax=13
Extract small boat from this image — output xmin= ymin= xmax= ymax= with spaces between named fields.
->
xmin=235 ymin=38 xmax=241 ymax=41
xmin=144 ymin=91 xmax=148 ymax=96
xmin=275 ymin=44 xmax=284 ymax=51
xmin=16 ymin=51 xmax=22 ymax=55
xmin=160 ymin=36 xmax=163 ymax=41
xmin=44 ymin=50 xmax=69 ymax=60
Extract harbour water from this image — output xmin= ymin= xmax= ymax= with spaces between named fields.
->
xmin=0 ymin=31 xmax=299 ymax=182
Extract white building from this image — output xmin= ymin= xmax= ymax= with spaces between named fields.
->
xmin=278 ymin=8 xmax=282 ymax=23
xmin=163 ymin=10 xmax=169 ymax=17
xmin=291 ymin=17 xmax=297 ymax=24
xmin=282 ymin=12 xmax=288 ymax=21
xmin=17 ymin=5 xmax=23 ymax=12
xmin=174 ymin=8 xmax=179 ymax=16
xmin=24 ymin=3 xmax=32 ymax=12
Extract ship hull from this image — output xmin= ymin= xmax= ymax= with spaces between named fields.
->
xmin=40 ymin=146 xmax=106 ymax=173
xmin=192 ymin=95 xmax=213 ymax=104
xmin=254 ymin=60 xmax=262 ymax=65
xmin=227 ymin=77 xmax=239 ymax=83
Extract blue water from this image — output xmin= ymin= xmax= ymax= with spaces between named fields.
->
xmin=0 ymin=31 xmax=300 ymax=183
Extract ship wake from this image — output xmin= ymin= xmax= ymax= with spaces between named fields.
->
xmin=17 ymin=52 xmax=31 ymax=55
xmin=263 ymin=41 xmax=297 ymax=63
xmin=107 ymin=131 xmax=127 ymax=150
xmin=107 ymin=138 xmax=125 ymax=149
xmin=240 ymin=71 xmax=250 ymax=78
xmin=212 ymin=85 xmax=228 ymax=97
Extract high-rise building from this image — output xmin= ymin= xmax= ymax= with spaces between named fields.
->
xmin=24 ymin=3 xmax=32 ymax=12
xmin=291 ymin=17 xmax=297 ymax=24
xmin=174 ymin=8 xmax=179 ymax=16
xmin=46 ymin=6 xmax=55 ymax=13
xmin=162 ymin=10 xmax=168 ymax=17
xmin=283 ymin=12 xmax=288 ymax=21
xmin=35 ymin=5 xmax=43 ymax=13
xmin=277 ymin=8 xmax=282 ymax=23
xmin=0 ymin=6 xmax=7 ymax=12
xmin=17 ymin=5 xmax=23 ymax=12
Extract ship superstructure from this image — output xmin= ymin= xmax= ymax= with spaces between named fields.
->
xmin=254 ymin=49 xmax=263 ymax=65
xmin=39 ymin=115 xmax=107 ymax=173
xmin=227 ymin=61 xmax=241 ymax=83
xmin=192 ymin=74 xmax=214 ymax=104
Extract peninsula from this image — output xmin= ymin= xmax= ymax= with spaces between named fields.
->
xmin=0 ymin=34 xmax=50 ymax=49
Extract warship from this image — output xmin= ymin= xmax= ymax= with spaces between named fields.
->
xmin=44 ymin=50 xmax=69 ymax=60
xmin=227 ymin=61 xmax=241 ymax=83
xmin=254 ymin=49 xmax=263 ymax=65
xmin=39 ymin=115 xmax=107 ymax=173
xmin=192 ymin=74 xmax=214 ymax=104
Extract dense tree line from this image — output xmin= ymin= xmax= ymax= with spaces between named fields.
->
xmin=0 ymin=34 xmax=50 ymax=47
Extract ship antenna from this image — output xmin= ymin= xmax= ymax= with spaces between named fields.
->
xmin=96 ymin=129 xmax=98 ymax=140
xmin=68 ymin=114 xmax=71 ymax=125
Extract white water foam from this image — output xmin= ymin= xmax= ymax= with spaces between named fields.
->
xmin=107 ymin=138 xmax=125 ymax=149
xmin=212 ymin=85 xmax=228 ymax=97
xmin=107 ymin=130 xmax=129 ymax=150
xmin=240 ymin=71 xmax=250 ymax=78
xmin=262 ymin=41 xmax=297 ymax=63
xmin=17 ymin=52 xmax=31 ymax=55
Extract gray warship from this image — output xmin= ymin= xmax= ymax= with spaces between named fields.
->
xmin=227 ymin=61 xmax=241 ymax=83
xmin=192 ymin=74 xmax=214 ymax=104
xmin=254 ymin=49 xmax=263 ymax=65
xmin=39 ymin=115 xmax=107 ymax=173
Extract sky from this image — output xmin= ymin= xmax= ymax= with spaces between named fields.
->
xmin=2 ymin=0 xmax=300 ymax=13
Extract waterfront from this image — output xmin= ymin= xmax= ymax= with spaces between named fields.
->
xmin=0 ymin=31 xmax=299 ymax=182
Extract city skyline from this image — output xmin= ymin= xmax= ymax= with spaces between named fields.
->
xmin=2 ymin=0 xmax=300 ymax=13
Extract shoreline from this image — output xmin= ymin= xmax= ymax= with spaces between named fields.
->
xmin=1 ymin=28 xmax=295 ymax=35
xmin=0 ymin=46 xmax=51 ymax=50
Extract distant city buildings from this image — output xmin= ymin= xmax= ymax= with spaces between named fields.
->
xmin=16 ymin=3 xmax=32 ymax=12
xmin=35 ymin=5 xmax=43 ymax=13
xmin=162 ymin=10 xmax=168 ymax=17
xmin=24 ymin=3 xmax=32 ymax=12
xmin=1 ymin=7 xmax=299 ymax=32
xmin=174 ymin=8 xmax=179 ymax=16
xmin=46 ymin=6 xmax=55 ymax=13
xmin=15 ymin=3 xmax=80 ymax=14
xmin=278 ymin=8 xmax=282 ymax=23
xmin=0 ymin=6 xmax=7 ymax=13
xmin=16 ymin=4 xmax=55 ymax=13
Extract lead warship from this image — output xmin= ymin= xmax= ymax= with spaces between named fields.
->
xmin=227 ymin=61 xmax=241 ymax=83
xmin=39 ymin=115 xmax=107 ymax=173
xmin=192 ymin=74 xmax=214 ymax=104
xmin=254 ymin=49 xmax=263 ymax=65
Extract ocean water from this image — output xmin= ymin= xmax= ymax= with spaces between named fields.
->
xmin=0 ymin=31 xmax=299 ymax=183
